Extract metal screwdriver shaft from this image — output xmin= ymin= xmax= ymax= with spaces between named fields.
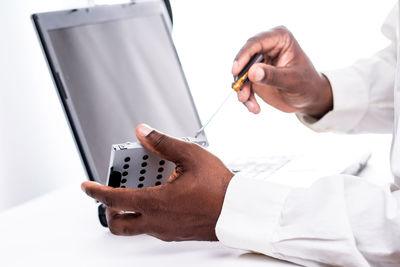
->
xmin=194 ymin=91 xmax=235 ymax=138
xmin=194 ymin=53 xmax=264 ymax=139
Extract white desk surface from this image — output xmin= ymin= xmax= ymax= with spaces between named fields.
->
xmin=0 ymin=136 xmax=392 ymax=267
xmin=0 ymin=181 xmax=295 ymax=267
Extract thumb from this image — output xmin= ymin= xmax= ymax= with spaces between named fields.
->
xmin=135 ymin=124 xmax=192 ymax=164
xmin=248 ymin=63 xmax=298 ymax=90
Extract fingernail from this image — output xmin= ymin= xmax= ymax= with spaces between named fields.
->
xmin=253 ymin=67 xmax=265 ymax=82
xmin=137 ymin=124 xmax=153 ymax=137
xmin=232 ymin=60 xmax=239 ymax=74
xmin=244 ymin=101 xmax=254 ymax=110
xmin=81 ymin=182 xmax=86 ymax=193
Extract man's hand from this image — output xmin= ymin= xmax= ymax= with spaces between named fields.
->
xmin=81 ymin=124 xmax=233 ymax=241
xmin=233 ymin=26 xmax=333 ymax=118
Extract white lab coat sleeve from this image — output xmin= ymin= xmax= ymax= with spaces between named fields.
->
xmin=216 ymin=173 xmax=400 ymax=266
xmin=297 ymin=4 xmax=398 ymax=134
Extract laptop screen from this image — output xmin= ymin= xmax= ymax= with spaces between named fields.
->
xmin=46 ymin=12 xmax=204 ymax=183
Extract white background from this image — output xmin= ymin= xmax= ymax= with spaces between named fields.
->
xmin=0 ymin=0 xmax=396 ymax=211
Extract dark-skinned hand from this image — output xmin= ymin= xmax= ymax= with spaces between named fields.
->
xmin=233 ymin=26 xmax=333 ymax=118
xmin=81 ymin=124 xmax=234 ymax=241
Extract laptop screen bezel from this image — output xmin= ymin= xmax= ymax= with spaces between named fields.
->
xmin=32 ymin=1 xmax=207 ymax=182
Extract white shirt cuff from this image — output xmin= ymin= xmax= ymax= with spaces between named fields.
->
xmin=215 ymin=172 xmax=292 ymax=258
xmin=297 ymin=68 xmax=370 ymax=133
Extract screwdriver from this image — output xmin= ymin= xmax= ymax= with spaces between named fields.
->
xmin=194 ymin=53 xmax=264 ymax=138
xmin=232 ymin=53 xmax=264 ymax=92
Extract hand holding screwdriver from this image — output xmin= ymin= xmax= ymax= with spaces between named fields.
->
xmin=232 ymin=26 xmax=333 ymax=118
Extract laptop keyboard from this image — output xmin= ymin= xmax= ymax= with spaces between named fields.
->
xmin=228 ymin=156 xmax=292 ymax=180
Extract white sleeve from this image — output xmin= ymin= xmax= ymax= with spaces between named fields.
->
xmin=297 ymin=4 xmax=398 ymax=134
xmin=216 ymin=173 xmax=400 ymax=266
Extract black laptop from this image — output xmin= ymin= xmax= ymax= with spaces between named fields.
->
xmin=32 ymin=1 xmax=207 ymax=186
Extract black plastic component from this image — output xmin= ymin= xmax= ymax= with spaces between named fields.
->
xmin=163 ymin=0 xmax=173 ymax=25
xmin=236 ymin=53 xmax=264 ymax=81
xmin=108 ymin=170 xmax=122 ymax=188
xmin=54 ymin=72 xmax=68 ymax=99
xmin=98 ymin=204 xmax=108 ymax=227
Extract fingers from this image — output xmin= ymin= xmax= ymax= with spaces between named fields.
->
xmin=106 ymin=207 xmax=147 ymax=236
xmin=232 ymin=27 xmax=289 ymax=76
xmin=237 ymin=83 xmax=251 ymax=103
xmin=244 ymin=92 xmax=261 ymax=114
xmin=236 ymin=83 xmax=260 ymax=114
xmin=81 ymin=181 xmax=152 ymax=212
xmin=135 ymin=124 xmax=195 ymax=164
xmin=232 ymin=36 xmax=263 ymax=75
xmin=248 ymin=63 xmax=298 ymax=90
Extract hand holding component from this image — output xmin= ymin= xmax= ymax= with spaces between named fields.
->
xmin=82 ymin=124 xmax=233 ymax=241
